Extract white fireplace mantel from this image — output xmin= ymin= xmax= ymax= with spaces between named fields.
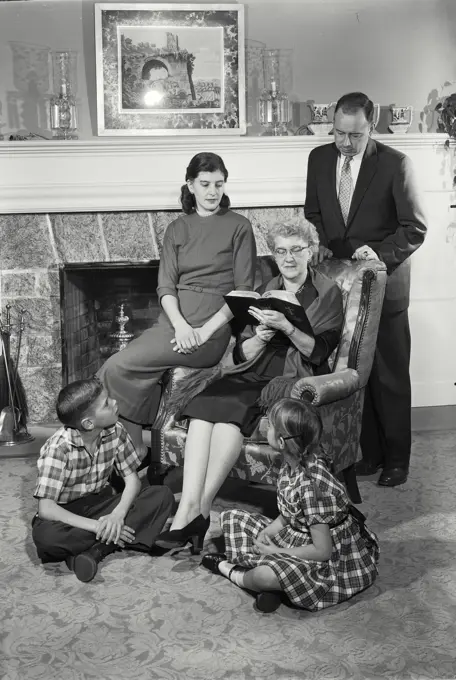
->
xmin=0 ymin=134 xmax=448 ymax=214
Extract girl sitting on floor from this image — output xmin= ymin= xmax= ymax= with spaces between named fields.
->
xmin=202 ymin=398 xmax=380 ymax=613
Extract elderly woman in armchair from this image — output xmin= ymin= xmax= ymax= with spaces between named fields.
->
xmin=157 ymin=218 xmax=344 ymax=552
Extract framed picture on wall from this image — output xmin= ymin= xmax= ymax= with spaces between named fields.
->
xmin=94 ymin=3 xmax=246 ymax=136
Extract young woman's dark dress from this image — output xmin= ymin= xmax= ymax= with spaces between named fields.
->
xmin=97 ymin=209 xmax=256 ymax=426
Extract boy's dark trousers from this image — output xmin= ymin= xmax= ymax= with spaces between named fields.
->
xmin=32 ymin=484 xmax=174 ymax=563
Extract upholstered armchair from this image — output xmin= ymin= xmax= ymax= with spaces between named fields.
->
xmin=151 ymin=257 xmax=387 ymax=503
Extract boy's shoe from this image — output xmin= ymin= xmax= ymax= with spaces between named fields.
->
xmin=72 ymin=542 xmax=118 ymax=583
xmin=65 ymin=555 xmax=76 ymax=572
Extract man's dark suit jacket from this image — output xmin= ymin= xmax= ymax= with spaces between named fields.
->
xmin=304 ymin=138 xmax=427 ymax=312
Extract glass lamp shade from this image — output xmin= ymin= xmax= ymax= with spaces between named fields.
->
xmin=52 ymin=51 xmax=77 ymax=96
xmin=262 ymin=48 xmax=293 ymax=95
xmin=256 ymin=47 xmax=293 ymax=136
xmin=245 ymin=39 xmax=267 ymax=133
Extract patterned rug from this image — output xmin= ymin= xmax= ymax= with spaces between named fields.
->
xmin=1 ymin=431 xmax=456 ymax=680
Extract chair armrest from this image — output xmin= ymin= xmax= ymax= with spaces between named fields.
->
xmin=290 ymin=368 xmax=360 ymax=406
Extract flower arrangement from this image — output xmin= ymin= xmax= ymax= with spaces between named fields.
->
xmin=436 ymin=93 xmax=456 ymax=142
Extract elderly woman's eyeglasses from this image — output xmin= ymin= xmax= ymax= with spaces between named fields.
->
xmin=274 ymin=246 xmax=309 ymax=259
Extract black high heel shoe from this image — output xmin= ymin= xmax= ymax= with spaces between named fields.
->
xmin=155 ymin=514 xmax=210 ymax=555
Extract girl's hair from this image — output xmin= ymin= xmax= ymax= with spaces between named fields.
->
xmin=180 ymin=152 xmax=231 ymax=214
xmin=56 ymin=377 xmax=104 ymax=429
xmin=268 ymin=397 xmax=329 ymax=498
xmin=266 ymin=218 xmax=319 ymax=255
xmin=268 ymin=397 xmax=322 ymax=460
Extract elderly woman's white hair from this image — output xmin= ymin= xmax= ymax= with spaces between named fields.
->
xmin=266 ymin=217 xmax=320 ymax=255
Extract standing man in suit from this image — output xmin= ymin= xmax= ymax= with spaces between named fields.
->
xmin=304 ymin=92 xmax=427 ymax=487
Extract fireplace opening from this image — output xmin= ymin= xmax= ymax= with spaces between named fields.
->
xmin=60 ymin=261 xmax=160 ymax=385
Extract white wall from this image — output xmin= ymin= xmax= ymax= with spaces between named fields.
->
xmin=1 ymin=0 xmax=456 ymax=138
xmin=405 ymin=143 xmax=456 ymax=407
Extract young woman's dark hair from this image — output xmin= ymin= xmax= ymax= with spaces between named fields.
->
xmin=334 ymin=92 xmax=374 ymax=124
xmin=180 ymin=152 xmax=231 ymax=214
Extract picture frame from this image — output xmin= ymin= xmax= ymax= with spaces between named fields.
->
xmin=94 ymin=3 xmax=246 ymax=136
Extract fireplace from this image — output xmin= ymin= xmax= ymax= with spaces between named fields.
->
xmin=60 ymin=261 xmax=160 ymax=385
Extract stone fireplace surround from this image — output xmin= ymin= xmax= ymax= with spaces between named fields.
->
xmin=1 ymin=134 xmax=454 ymax=421
xmin=1 ymin=203 xmax=300 ymax=422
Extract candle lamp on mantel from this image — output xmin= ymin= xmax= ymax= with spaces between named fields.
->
xmin=50 ymin=51 xmax=78 ymax=140
xmin=257 ymin=78 xmax=291 ymax=136
xmin=257 ymin=48 xmax=292 ymax=136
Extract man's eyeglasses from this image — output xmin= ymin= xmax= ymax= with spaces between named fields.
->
xmin=274 ymin=246 xmax=309 ymax=259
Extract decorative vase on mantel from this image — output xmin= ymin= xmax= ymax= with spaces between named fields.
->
xmin=436 ymin=93 xmax=456 ymax=140
xmin=308 ymin=103 xmax=336 ymax=136
xmin=388 ymin=105 xmax=413 ymax=134
xmin=370 ymin=103 xmax=381 ymax=135
xmin=257 ymin=48 xmax=292 ymax=136
xmin=50 ymin=51 xmax=78 ymax=140
xmin=245 ymin=39 xmax=266 ymax=134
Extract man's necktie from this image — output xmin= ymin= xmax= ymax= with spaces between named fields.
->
xmin=339 ymin=156 xmax=353 ymax=224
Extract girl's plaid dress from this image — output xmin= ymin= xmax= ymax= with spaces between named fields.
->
xmin=221 ymin=455 xmax=379 ymax=611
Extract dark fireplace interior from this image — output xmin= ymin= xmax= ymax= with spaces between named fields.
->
xmin=59 ymin=256 xmax=278 ymax=388
xmin=60 ymin=262 xmax=160 ymax=385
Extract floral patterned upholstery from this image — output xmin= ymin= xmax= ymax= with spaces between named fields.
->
xmin=153 ymin=258 xmax=387 ymax=487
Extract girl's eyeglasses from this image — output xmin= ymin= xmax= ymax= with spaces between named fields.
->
xmin=266 ymin=418 xmax=304 ymax=441
xmin=281 ymin=432 xmax=305 ymax=441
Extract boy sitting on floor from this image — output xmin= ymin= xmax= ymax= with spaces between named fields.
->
xmin=32 ymin=377 xmax=174 ymax=582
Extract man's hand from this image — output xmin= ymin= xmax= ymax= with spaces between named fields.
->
xmin=94 ymin=511 xmax=135 ymax=546
xmin=171 ymin=321 xmax=201 ymax=354
xmin=352 ymin=245 xmax=379 ymax=261
xmin=312 ymin=245 xmax=333 ymax=266
xmin=254 ymin=324 xmax=276 ymax=343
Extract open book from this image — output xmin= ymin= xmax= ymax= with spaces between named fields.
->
xmin=224 ymin=289 xmax=314 ymax=337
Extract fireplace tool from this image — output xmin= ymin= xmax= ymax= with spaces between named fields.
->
xmin=0 ymin=305 xmax=34 ymax=446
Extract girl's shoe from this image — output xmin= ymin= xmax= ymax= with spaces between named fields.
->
xmin=201 ymin=555 xmax=282 ymax=613
xmin=201 ymin=552 xmax=228 ymax=574
xmin=156 ymin=514 xmax=210 ymax=555
xmin=255 ymin=591 xmax=282 ymax=613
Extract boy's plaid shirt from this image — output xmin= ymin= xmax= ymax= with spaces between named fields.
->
xmin=34 ymin=423 xmax=142 ymax=504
